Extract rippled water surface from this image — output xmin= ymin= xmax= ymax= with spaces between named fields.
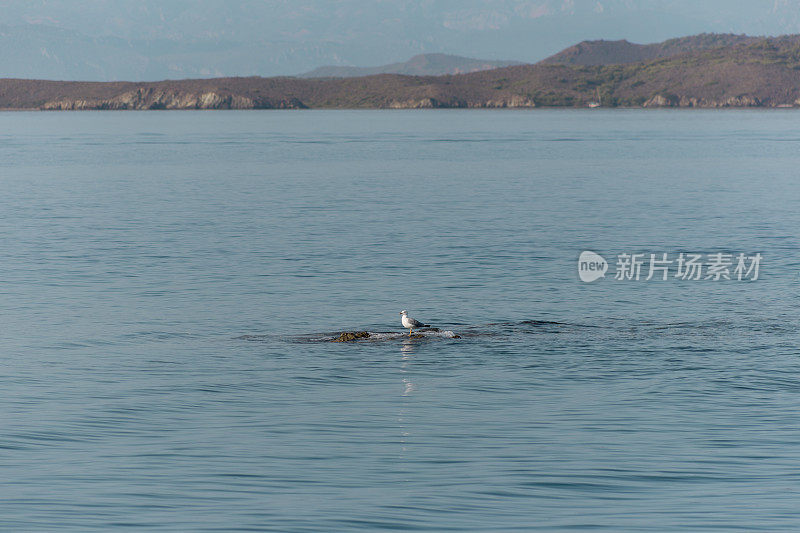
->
xmin=3 ymin=110 xmax=800 ymax=531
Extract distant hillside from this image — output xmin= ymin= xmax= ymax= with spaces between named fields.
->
xmin=299 ymin=54 xmax=522 ymax=78
xmin=541 ymin=33 xmax=758 ymax=65
xmin=7 ymin=3 xmax=800 ymax=81
xmin=9 ymin=34 xmax=800 ymax=109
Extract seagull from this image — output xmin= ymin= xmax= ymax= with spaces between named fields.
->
xmin=400 ymin=310 xmax=430 ymax=336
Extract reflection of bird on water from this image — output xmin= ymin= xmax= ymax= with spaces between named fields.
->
xmin=401 ymin=339 xmax=416 ymax=355
xmin=400 ymin=310 xmax=430 ymax=336
xmin=402 ymin=377 xmax=415 ymax=396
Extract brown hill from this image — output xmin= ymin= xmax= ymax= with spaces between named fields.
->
xmin=6 ymin=34 xmax=800 ymax=109
xmin=541 ymin=33 xmax=758 ymax=65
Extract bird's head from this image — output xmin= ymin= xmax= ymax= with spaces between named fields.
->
xmin=400 ymin=310 xmax=407 ymax=315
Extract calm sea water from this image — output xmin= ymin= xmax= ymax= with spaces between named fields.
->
xmin=2 ymin=109 xmax=800 ymax=531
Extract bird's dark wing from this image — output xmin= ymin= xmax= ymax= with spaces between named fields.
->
xmin=410 ymin=318 xmax=430 ymax=327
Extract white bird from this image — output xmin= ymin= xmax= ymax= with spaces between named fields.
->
xmin=400 ymin=310 xmax=430 ymax=336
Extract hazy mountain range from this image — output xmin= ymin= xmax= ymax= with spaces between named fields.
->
xmin=8 ymin=34 xmax=800 ymax=110
xmin=299 ymin=54 xmax=522 ymax=78
xmin=7 ymin=1 xmax=800 ymax=81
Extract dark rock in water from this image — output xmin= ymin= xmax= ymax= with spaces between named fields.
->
xmin=330 ymin=330 xmax=460 ymax=342
xmin=331 ymin=331 xmax=370 ymax=342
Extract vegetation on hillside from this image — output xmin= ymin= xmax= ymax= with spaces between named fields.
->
xmin=5 ymin=35 xmax=800 ymax=109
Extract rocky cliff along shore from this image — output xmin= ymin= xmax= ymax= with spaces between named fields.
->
xmin=7 ymin=34 xmax=800 ymax=109
xmin=35 ymin=85 xmax=306 ymax=110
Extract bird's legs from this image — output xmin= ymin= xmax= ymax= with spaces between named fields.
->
xmin=409 ymin=327 xmax=413 ymax=336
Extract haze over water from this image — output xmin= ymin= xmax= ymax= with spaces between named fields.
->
xmin=3 ymin=110 xmax=800 ymax=531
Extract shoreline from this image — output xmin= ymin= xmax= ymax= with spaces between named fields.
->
xmin=2 ymin=105 xmax=798 ymax=111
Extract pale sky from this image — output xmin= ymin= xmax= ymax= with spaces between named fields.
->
xmin=1 ymin=0 xmax=798 ymax=80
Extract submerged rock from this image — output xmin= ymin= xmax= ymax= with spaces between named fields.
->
xmin=331 ymin=331 xmax=371 ymax=342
